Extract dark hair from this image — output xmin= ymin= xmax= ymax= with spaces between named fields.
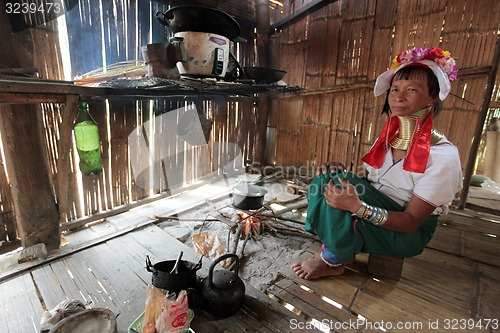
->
xmin=382 ymin=65 xmax=442 ymax=116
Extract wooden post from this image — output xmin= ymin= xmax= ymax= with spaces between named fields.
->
xmin=0 ymin=8 xmax=61 ymax=250
xmin=458 ymin=36 xmax=500 ymax=209
xmin=254 ymin=0 xmax=271 ymax=165
xmin=56 ymin=95 xmax=79 ymax=223
xmin=0 ymin=103 xmax=61 ymax=250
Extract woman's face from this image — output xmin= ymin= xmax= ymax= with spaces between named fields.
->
xmin=388 ymin=71 xmax=436 ymax=117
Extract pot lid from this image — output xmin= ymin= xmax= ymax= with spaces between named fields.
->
xmin=232 ymin=184 xmax=267 ymax=197
xmin=156 ymin=5 xmax=241 ymax=41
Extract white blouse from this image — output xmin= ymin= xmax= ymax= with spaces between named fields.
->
xmin=363 ymin=137 xmax=463 ymax=215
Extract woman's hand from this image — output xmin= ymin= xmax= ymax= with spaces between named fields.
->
xmin=316 ymin=161 xmax=346 ymax=175
xmin=324 ymin=178 xmax=362 ymax=213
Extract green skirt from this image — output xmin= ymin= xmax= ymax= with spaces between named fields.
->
xmin=305 ymin=171 xmax=438 ymax=262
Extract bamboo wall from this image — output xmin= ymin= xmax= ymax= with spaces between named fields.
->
xmin=0 ymin=0 xmax=258 ymax=251
xmin=46 ymin=98 xmax=255 ymax=221
xmin=269 ymin=0 xmax=500 ymax=175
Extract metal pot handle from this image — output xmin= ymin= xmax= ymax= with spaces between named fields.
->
xmin=155 ymin=11 xmax=168 ymax=26
xmin=145 ymin=255 xmax=155 ymax=274
xmin=208 ymin=253 xmax=239 ymax=286
xmin=194 ymin=255 xmax=203 ymax=271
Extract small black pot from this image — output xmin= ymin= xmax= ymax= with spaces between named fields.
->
xmin=145 ymin=255 xmax=202 ymax=294
xmin=232 ymin=184 xmax=267 ymax=210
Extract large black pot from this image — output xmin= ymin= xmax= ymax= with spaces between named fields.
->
xmin=156 ymin=5 xmax=241 ymax=41
xmin=232 ymin=184 xmax=267 ymax=210
xmin=145 ymin=255 xmax=202 ymax=294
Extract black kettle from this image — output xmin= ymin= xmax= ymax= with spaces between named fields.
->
xmin=200 ymin=253 xmax=245 ymax=318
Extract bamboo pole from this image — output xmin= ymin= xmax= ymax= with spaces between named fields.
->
xmin=254 ymin=0 xmax=271 ymax=164
xmin=458 ymin=36 xmax=500 ymax=210
xmin=56 ymin=95 xmax=79 ymax=223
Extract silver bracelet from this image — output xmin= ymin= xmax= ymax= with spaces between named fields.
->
xmin=352 ymin=201 xmax=368 ymax=218
xmin=371 ymin=208 xmax=388 ymax=225
xmin=351 ymin=201 xmax=388 ymax=226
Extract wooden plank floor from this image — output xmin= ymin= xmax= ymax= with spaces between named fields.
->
xmin=1 ymin=178 xmax=499 ymax=333
xmin=0 ymin=178 xmax=321 ymax=333
xmin=0 ymin=224 xmax=321 ymax=333
xmin=265 ymin=210 xmax=500 ymax=333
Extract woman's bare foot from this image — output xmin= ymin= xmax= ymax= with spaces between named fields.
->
xmin=291 ymin=254 xmax=345 ymax=280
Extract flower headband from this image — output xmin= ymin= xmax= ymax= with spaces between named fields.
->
xmin=374 ymin=47 xmax=458 ymax=100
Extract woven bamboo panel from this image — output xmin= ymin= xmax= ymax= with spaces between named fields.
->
xmin=272 ymin=0 xmax=500 ymax=173
xmin=305 ymin=12 xmax=329 ymax=89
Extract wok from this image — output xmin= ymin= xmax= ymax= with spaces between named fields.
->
xmin=243 ymin=67 xmax=287 ymax=84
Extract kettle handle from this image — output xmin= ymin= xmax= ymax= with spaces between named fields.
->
xmin=208 ymin=253 xmax=239 ymax=286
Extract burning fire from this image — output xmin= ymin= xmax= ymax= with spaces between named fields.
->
xmin=239 ymin=212 xmax=262 ymax=239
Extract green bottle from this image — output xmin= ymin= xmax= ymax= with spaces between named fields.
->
xmin=73 ymin=102 xmax=103 ymax=175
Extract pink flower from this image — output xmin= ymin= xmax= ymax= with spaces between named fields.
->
xmin=388 ymin=47 xmax=458 ymax=81
xmin=411 ymin=48 xmax=427 ymax=61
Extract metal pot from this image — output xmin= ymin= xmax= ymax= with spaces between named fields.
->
xmin=232 ymin=184 xmax=267 ymax=210
xmin=172 ymin=31 xmax=230 ymax=78
xmin=155 ymin=5 xmax=241 ymax=41
xmin=145 ymin=255 xmax=202 ymax=294
xmin=200 ymin=254 xmax=245 ymax=318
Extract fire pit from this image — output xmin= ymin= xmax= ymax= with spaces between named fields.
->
xmin=239 ymin=212 xmax=263 ymax=239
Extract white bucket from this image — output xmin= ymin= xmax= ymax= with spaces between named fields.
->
xmin=174 ymin=31 xmax=229 ymax=78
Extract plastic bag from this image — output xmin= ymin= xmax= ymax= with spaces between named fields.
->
xmin=39 ymin=299 xmax=86 ymax=333
xmin=156 ymin=290 xmax=190 ymax=333
xmin=192 ymin=231 xmax=226 ymax=261
xmin=142 ymin=285 xmax=167 ymax=333
xmin=481 ymin=180 xmax=500 ymax=195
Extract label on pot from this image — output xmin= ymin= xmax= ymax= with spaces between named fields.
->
xmin=210 ymin=36 xmax=227 ymax=46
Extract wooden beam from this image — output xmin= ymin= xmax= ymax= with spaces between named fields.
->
xmin=0 ymin=78 xmax=89 ymax=96
xmin=490 ymin=101 xmax=500 ymax=108
xmin=270 ymin=0 xmax=338 ymax=34
xmin=458 ymin=65 xmax=491 ymax=78
xmin=0 ymin=92 xmax=66 ymax=104
xmin=274 ymin=64 xmax=492 ymax=99
xmin=0 ymin=67 xmax=38 ymax=74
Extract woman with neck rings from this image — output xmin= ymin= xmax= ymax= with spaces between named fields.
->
xmin=292 ymin=48 xmax=463 ymax=280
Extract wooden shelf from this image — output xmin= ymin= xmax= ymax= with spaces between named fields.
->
xmin=0 ymin=76 xmax=302 ymax=104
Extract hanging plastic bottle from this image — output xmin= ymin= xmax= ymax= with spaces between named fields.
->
xmin=73 ymin=102 xmax=103 ymax=175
